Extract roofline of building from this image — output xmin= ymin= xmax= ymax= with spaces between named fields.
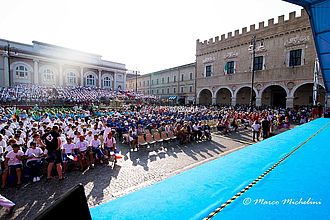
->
xmin=140 ymin=62 xmax=195 ymax=77
xmin=32 ymin=40 xmax=101 ymax=57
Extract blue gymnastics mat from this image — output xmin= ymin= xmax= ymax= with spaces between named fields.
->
xmin=90 ymin=118 xmax=330 ymax=220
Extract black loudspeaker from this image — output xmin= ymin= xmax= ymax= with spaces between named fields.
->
xmin=324 ymin=111 xmax=330 ymax=118
xmin=35 ymin=184 xmax=92 ymax=220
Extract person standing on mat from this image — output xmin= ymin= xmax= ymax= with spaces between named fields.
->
xmin=0 ymin=194 xmax=15 ymax=215
xmin=40 ymin=125 xmax=64 ymax=180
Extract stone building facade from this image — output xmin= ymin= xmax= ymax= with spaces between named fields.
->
xmin=126 ymin=63 xmax=196 ymax=105
xmin=0 ymin=40 xmax=126 ymax=90
xmin=196 ymin=9 xmax=328 ymax=108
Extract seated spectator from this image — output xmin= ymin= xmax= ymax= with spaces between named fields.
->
xmin=2 ymin=144 xmax=24 ymax=188
xmin=76 ymin=135 xmax=92 ymax=170
xmin=103 ymin=132 xmax=118 ymax=164
xmin=62 ymin=137 xmax=76 ymax=173
xmin=90 ymin=134 xmax=106 ymax=165
xmin=24 ymin=142 xmax=44 ymax=182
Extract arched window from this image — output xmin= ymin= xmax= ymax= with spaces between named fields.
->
xmin=43 ymin=68 xmax=54 ymax=82
xmin=86 ymin=74 xmax=95 ymax=86
xmin=103 ymin=76 xmax=112 ymax=88
xmin=15 ymin=65 xmax=29 ymax=79
xmin=67 ymin=71 xmax=77 ymax=85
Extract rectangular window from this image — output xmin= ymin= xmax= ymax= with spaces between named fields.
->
xmin=174 ymin=76 xmax=176 ymax=82
xmin=189 ymin=85 xmax=192 ymax=93
xmin=205 ymin=65 xmax=212 ymax=77
xmin=156 ymin=89 xmax=159 ymax=94
xmin=181 ymin=86 xmax=184 ymax=93
xmin=167 ymin=77 xmax=170 ymax=83
xmin=254 ymin=56 xmax=263 ymax=70
xmin=167 ymin=88 xmax=170 ymax=94
xmin=162 ymin=89 xmax=164 ymax=94
xmin=162 ymin=78 xmax=164 ymax=84
xmin=289 ymin=49 xmax=302 ymax=67
xmin=151 ymin=80 xmax=154 ymax=85
xmin=173 ymin=88 xmax=176 ymax=93
xmin=151 ymin=90 xmax=154 ymax=94
xmin=156 ymin=79 xmax=159 ymax=84
xmin=181 ymin=74 xmax=184 ymax=81
xmin=147 ymin=80 xmax=149 ymax=86
xmin=190 ymin=72 xmax=193 ymax=80
xmin=225 ymin=61 xmax=235 ymax=74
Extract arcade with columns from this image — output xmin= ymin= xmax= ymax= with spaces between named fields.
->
xmin=0 ymin=40 xmax=126 ymax=90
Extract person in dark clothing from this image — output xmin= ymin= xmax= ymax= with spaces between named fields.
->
xmin=40 ymin=125 xmax=64 ymax=180
xmin=317 ymin=102 xmax=323 ymax=118
xmin=261 ymin=117 xmax=270 ymax=139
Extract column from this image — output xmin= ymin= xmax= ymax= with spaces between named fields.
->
xmin=123 ymin=72 xmax=127 ymax=90
xmin=212 ymin=97 xmax=216 ymax=105
xmin=286 ymin=97 xmax=294 ymax=108
xmin=231 ymin=97 xmax=237 ymax=106
xmin=3 ymin=54 xmax=10 ymax=87
xmin=33 ymin=59 xmax=39 ymax=84
xmin=98 ymin=70 xmax=102 ymax=88
xmin=256 ymin=97 xmax=262 ymax=107
xmin=80 ymin=67 xmax=84 ymax=86
xmin=113 ymin=72 xmax=117 ymax=90
xmin=59 ymin=63 xmax=63 ymax=86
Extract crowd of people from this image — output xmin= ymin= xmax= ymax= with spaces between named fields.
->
xmin=0 ymin=104 xmax=315 ymax=188
xmin=0 ymin=84 xmax=158 ymax=104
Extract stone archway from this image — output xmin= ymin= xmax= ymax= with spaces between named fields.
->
xmin=261 ymin=85 xmax=287 ymax=107
xmin=216 ymin=88 xmax=232 ymax=105
xmin=199 ymin=89 xmax=212 ymax=105
xmin=236 ymin=87 xmax=256 ymax=105
xmin=293 ymin=83 xmax=326 ymax=106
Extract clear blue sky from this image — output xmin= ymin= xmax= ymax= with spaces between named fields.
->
xmin=0 ymin=0 xmax=301 ymax=74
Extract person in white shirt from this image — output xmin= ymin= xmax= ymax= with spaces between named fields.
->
xmin=251 ymin=120 xmax=261 ymax=142
xmin=66 ymin=125 xmax=75 ymax=139
xmin=14 ymin=133 xmax=25 ymax=150
xmin=73 ymin=131 xmax=81 ymax=144
xmin=41 ymin=114 xmax=51 ymax=124
xmin=25 ymin=142 xmax=44 ymax=182
xmin=91 ymin=124 xmax=100 ymax=135
xmin=103 ymin=123 xmax=112 ymax=141
xmin=85 ymin=131 xmax=93 ymax=143
xmin=62 ymin=138 xmax=76 ymax=173
xmin=0 ymin=134 xmax=7 ymax=152
xmin=0 ymin=146 xmax=3 ymax=166
xmin=76 ymin=136 xmax=92 ymax=170
xmin=90 ymin=134 xmax=106 ymax=165
xmin=104 ymin=132 xmax=119 ymax=164
xmin=4 ymin=126 xmax=13 ymax=139
xmin=9 ymin=119 xmax=17 ymax=131
xmin=1 ymin=144 xmax=24 ymax=188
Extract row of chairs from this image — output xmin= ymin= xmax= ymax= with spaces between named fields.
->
xmin=205 ymin=119 xmax=249 ymax=133
xmin=137 ymin=131 xmax=177 ymax=149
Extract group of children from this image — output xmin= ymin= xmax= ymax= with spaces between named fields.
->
xmin=0 ymin=129 xmax=121 ymax=189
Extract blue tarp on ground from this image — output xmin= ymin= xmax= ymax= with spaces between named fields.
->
xmin=90 ymin=119 xmax=330 ymax=219
xmin=215 ymin=119 xmax=330 ymax=220
xmin=284 ymin=0 xmax=330 ymax=96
